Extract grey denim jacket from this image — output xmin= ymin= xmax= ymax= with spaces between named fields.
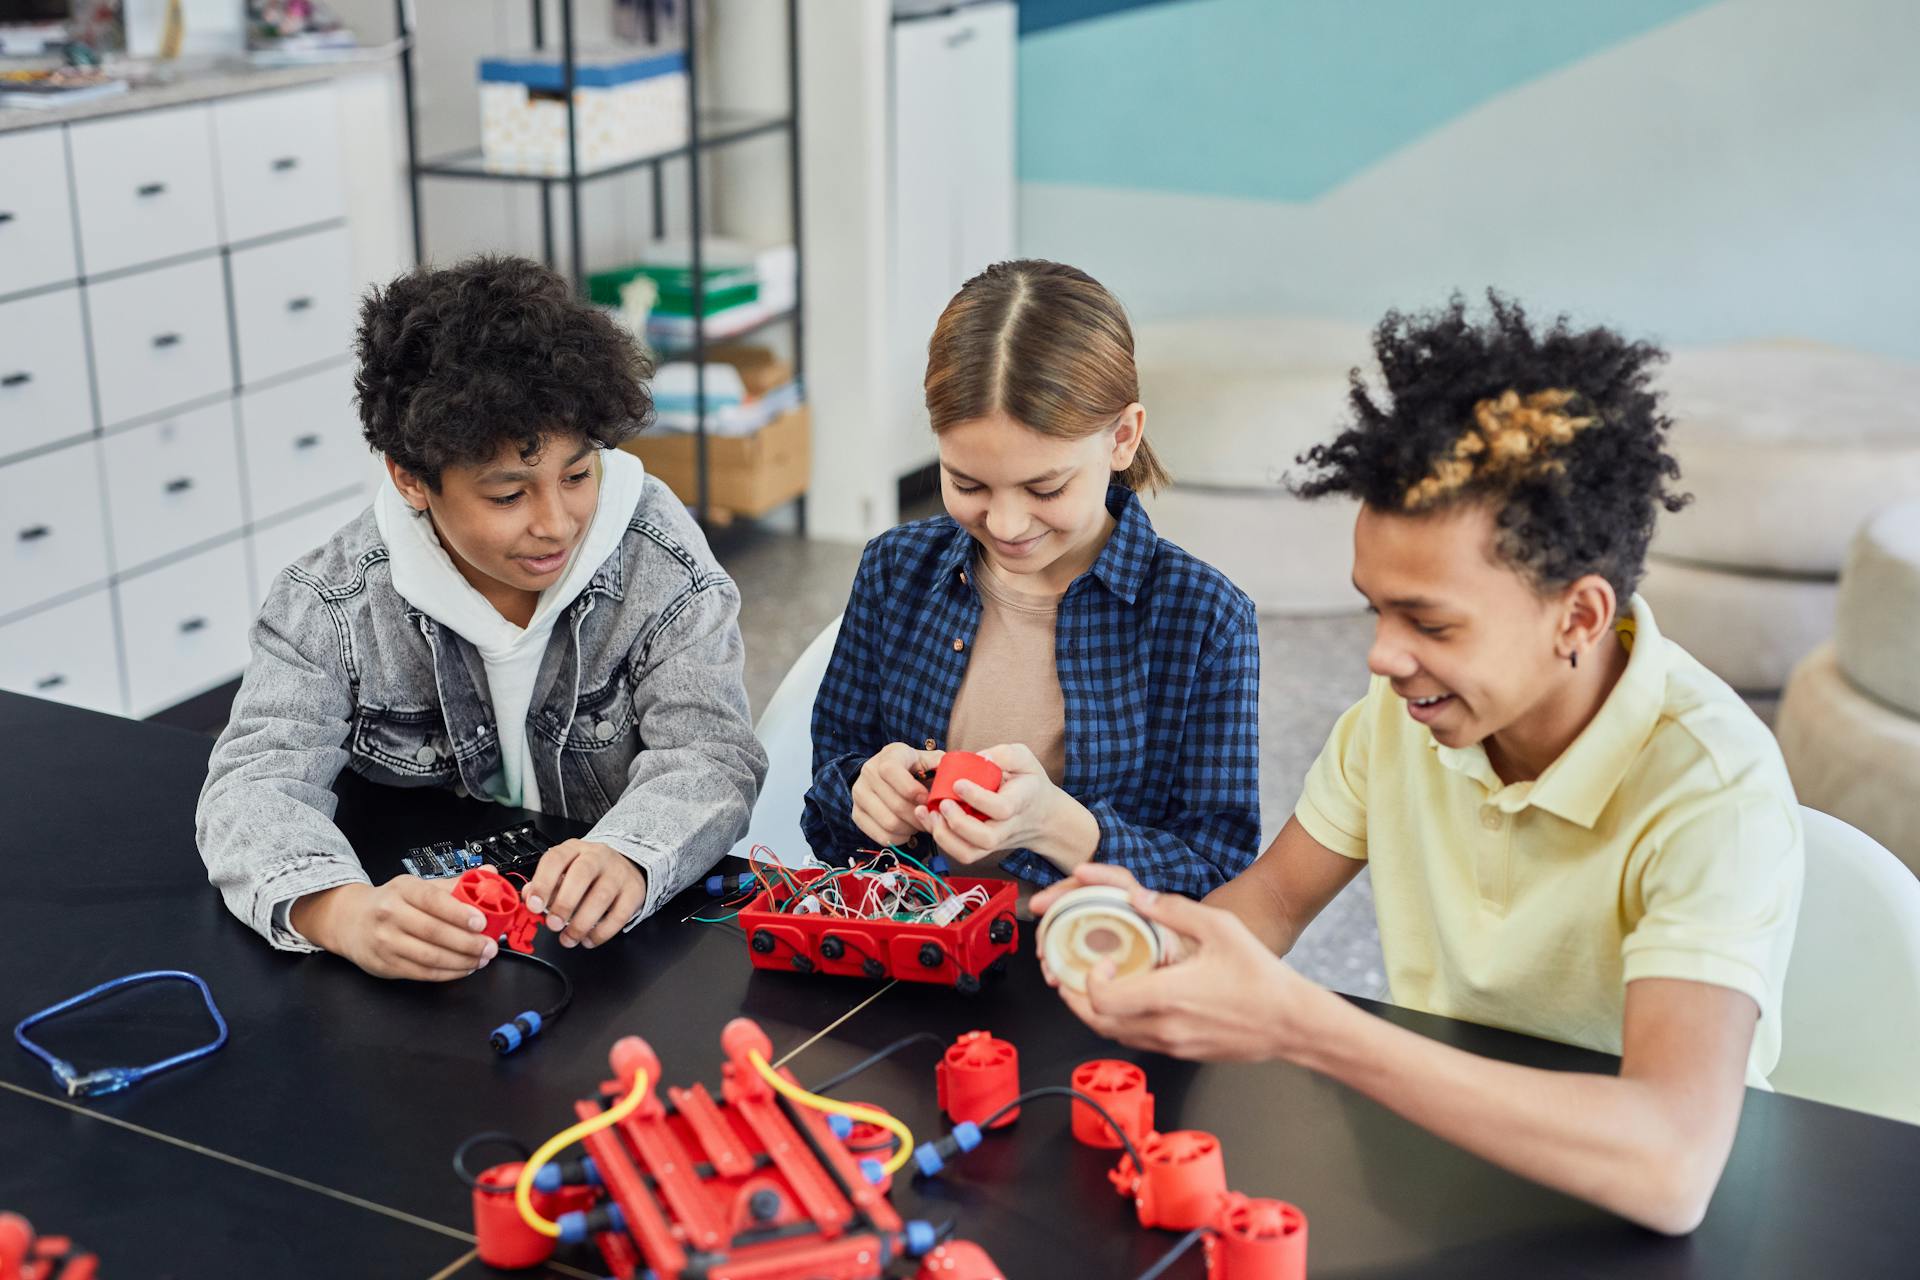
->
xmin=196 ymin=475 xmax=768 ymax=950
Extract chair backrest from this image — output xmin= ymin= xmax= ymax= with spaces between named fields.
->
xmin=727 ymin=616 xmax=842 ymax=869
xmin=1770 ymin=806 xmax=1920 ymax=1123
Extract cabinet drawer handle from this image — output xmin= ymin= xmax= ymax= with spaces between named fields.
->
xmin=165 ymin=476 xmax=195 ymax=494
xmin=18 ymin=525 xmax=51 ymax=542
xmin=294 ymin=433 xmax=322 ymax=450
xmin=287 ymin=296 xmax=314 ymax=312
xmin=0 ymin=211 xmax=14 ymax=224
xmin=946 ymin=27 xmax=975 ymax=47
xmin=271 ymin=156 xmax=300 ymax=172
xmin=179 ymin=616 xmax=208 ymax=634
xmin=152 ymin=332 xmax=182 ymax=349
xmin=35 ymin=674 xmax=66 ymax=691
xmin=1 ymin=372 xmax=29 ymax=387
xmin=136 ymin=182 xmax=167 ymax=197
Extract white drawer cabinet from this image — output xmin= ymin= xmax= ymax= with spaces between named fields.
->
xmin=0 ymin=76 xmax=377 ymax=720
xmin=250 ymin=489 xmax=368 ymax=608
xmin=230 ymin=225 xmax=355 ymax=386
xmin=0 ymin=588 xmax=123 ymax=716
xmin=102 ymin=398 xmax=246 ymax=571
xmin=86 ymin=255 xmax=233 ymax=428
xmin=67 ymin=105 xmax=222 ymax=276
xmin=117 ymin=539 xmax=253 ymax=717
xmin=212 ymin=85 xmax=346 ymax=243
xmin=0 ymin=128 xmax=80 ymax=296
xmin=240 ymin=362 xmax=366 ymax=522
xmin=0 ymin=287 xmax=93 ymax=459
xmin=0 ymin=440 xmax=110 ymax=617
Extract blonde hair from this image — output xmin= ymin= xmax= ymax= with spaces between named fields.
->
xmin=1403 ymin=388 xmax=1597 ymax=511
xmin=923 ymin=260 xmax=1169 ymax=492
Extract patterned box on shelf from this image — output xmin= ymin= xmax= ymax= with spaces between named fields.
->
xmin=478 ymin=49 xmax=687 ymax=176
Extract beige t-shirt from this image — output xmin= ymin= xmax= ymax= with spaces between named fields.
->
xmin=946 ymin=554 xmax=1067 ymax=781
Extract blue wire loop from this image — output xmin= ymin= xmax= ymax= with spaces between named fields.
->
xmin=13 ymin=970 xmax=229 ymax=1098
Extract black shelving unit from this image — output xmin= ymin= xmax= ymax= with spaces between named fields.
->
xmin=391 ymin=0 xmax=806 ymax=533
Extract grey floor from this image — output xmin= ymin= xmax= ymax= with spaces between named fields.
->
xmin=712 ymin=520 xmax=1392 ymax=1000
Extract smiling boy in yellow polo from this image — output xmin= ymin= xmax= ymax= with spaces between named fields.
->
xmin=1034 ymin=293 xmax=1804 ymax=1236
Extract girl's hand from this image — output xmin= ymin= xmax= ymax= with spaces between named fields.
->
xmin=851 ymin=743 xmax=944 ymax=846
xmin=294 ymin=876 xmax=497 ymax=981
xmin=917 ymin=743 xmax=1097 ymax=870
xmin=524 ymin=840 xmax=649 ymax=949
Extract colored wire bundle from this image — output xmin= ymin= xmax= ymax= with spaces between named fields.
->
xmin=694 ymin=845 xmax=985 ymax=929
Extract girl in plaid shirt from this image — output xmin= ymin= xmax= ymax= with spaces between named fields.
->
xmin=801 ymin=261 xmax=1260 ymax=896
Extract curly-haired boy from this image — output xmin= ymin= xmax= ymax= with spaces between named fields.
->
xmin=197 ymin=255 xmax=767 ymax=979
xmin=1035 ymin=292 xmax=1803 ymax=1233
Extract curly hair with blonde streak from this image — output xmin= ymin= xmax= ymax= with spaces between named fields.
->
xmin=1403 ymin=388 xmax=1598 ymax=511
xmin=1290 ymin=292 xmax=1689 ymax=599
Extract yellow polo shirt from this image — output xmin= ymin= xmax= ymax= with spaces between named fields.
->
xmin=1295 ymin=596 xmax=1803 ymax=1084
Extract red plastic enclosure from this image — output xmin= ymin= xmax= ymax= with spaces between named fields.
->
xmin=926 ymin=751 xmax=1003 ymax=820
xmin=1204 ymin=1193 xmax=1308 ymax=1280
xmin=452 ymin=866 xmax=541 ymax=953
xmin=473 ymin=1163 xmax=558 ymax=1269
xmin=914 ymin=1240 xmax=1007 ymax=1280
xmin=935 ymin=1032 xmax=1021 ymax=1129
xmin=1108 ymin=1130 xmax=1230 ymax=1231
xmin=736 ymin=868 xmax=1019 ymax=990
xmin=473 ymin=1021 xmax=908 ymax=1279
xmin=1069 ymin=1060 xmax=1155 ymax=1150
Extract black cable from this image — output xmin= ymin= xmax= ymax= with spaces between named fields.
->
xmin=805 ymin=1031 xmax=949 ymax=1096
xmin=975 ymin=1085 xmax=1145 ymax=1175
xmin=1132 ymin=1225 xmax=1207 ymax=1280
xmin=500 ymin=947 xmax=573 ymax=1021
xmin=452 ymin=1131 xmax=530 ymax=1194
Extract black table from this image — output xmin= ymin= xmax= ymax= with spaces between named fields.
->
xmin=7 ymin=691 xmax=1920 ymax=1279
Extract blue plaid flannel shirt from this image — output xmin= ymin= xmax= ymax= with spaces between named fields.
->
xmin=802 ymin=486 xmax=1260 ymax=896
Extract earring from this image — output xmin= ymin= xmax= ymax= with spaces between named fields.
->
xmin=1570 ymin=649 xmax=1579 ymax=670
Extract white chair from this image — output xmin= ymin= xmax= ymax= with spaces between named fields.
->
xmin=728 ymin=616 xmax=842 ymax=869
xmin=1770 ymin=807 xmax=1920 ymax=1123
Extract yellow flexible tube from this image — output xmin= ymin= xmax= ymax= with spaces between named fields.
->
xmin=747 ymin=1050 xmax=916 ymax=1176
xmin=514 ymin=1067 xmax=652 ymax=1238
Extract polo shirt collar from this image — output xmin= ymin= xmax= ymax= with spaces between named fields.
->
xmin=1431 ymin=594 xmax=1669 ymax=827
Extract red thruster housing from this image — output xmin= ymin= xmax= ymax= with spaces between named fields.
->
xmin=1109 ymin=1130 xmax=1230 ymax=1231
xmin=737 ymin=869 xmax=1018 ymax=990
xmin=1069 ymin=1060 xmax=1155 ymax=1150
xmin=1204 ymin=1194 xmax=1308 ymax=1280
xmin=935 ymin=1032 xmax=1021 ymax=1129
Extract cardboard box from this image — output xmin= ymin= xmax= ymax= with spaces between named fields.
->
xmin=622 ymin=405 xmax=809 ymax=522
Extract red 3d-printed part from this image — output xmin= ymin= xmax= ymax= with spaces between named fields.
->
xmin=926 ymin=751 xmax=1002 ymax=820
xmin=452 ymin=866 xmax=540 ymax=953
xmin=737 ymin=869 xmax=1018 ymax=991
xmin=473 ymin=1163 xmax=558 ymax=1270
xmin=914 ymin=1240 xmax=1006 ymax=1280
xmin=0 ymin=1213 xmax=99 ymax=1280
xmin=1069 ymin=1060 xmax=1154 ymax=1150
xmin=936 ymin=1032 xmax=1021 ymax=1129
xmin=1204 ymin=1194 xmax=1308 ymax=1280
xmin=1109 ymin=1130 xmax=1229 ymax=1231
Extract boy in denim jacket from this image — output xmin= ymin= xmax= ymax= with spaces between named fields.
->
xmin=197 ymin=256 xmax=766 ymax=980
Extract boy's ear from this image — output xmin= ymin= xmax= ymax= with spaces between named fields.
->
xmin=1109 ymin=403 xmax=1146 ymax=472
xmin=1556 ymin=573 xmax=1619 ymax=661
xmin=385 ymin=456 xmax=433 ymax=512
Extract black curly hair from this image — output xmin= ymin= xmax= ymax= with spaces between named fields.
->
xmin=1291 ymin=291 xmax=1689 ymax=600
xmin=354 ymin=254 xmax=653 ymax=488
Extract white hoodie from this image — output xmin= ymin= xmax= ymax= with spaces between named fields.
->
xmin=372 ymin=448 xmax=648 ymax=812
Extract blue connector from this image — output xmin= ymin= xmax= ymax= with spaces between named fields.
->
xmin=557 ymin=1202 xmax=627 ymax=1243
xmin=533 ymin=1156 xmax=602 ymax=1193
xmin=904 ymin=1220 xmax=938 ymax=1257
xmin=860 ymin=1158 xmax=885 ymax=1185
xmin=489 ymin=1009 xmax=543 ymax=1055
xmin=52 ymin=1062 xmax=141 ymax=1098
xmin=930 ymin=854 xmax=952 ymax=876
xmin=911 ymin=1122 xmax=981 ymax=1177
xmin=827 ymin=1113 xmax=853 ymax=1139
xmin=706 ymin=871 xmax=755 ymax=896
